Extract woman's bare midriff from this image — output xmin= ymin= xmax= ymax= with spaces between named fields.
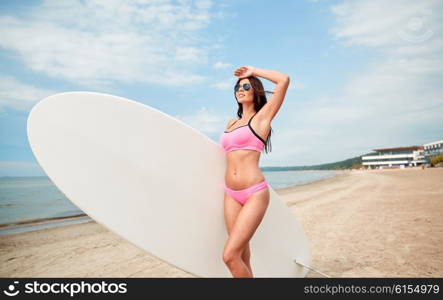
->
xmin=224 ymin=150 xmax=265 ymax=190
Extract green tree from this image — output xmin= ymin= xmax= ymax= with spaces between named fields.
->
xmin=430 ymin=153 xmax=443 ymax=167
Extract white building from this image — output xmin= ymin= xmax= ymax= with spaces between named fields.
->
xmin=362 ymin=146 xmax=427 ymax=169
xmin=423 ymin=140 xmax=443 ymax=158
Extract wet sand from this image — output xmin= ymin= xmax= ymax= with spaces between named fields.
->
xmin=1 ymin=167 xmax=442 ymax=277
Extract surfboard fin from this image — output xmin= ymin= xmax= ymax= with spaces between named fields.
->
xmin=293 ymin=259 xmax=331 ymax=278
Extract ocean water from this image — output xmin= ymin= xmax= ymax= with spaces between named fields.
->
xmin=0 ymin=170 xmax=342 ymax=233
xmin=0 ymin=176 xmax=84 ymax=226
xmin=264 ymin=170 xmax=342 ymax=189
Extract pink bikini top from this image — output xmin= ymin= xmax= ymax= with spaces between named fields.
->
xmin=219 ymin=113 xmax=267 ymax=153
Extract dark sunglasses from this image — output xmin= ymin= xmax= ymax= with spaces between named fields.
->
xmin=234 ymin=83 xmax=251 ymax=92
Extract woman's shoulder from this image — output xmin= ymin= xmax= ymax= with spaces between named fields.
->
xmin=225 ymin=118 xmax=238 ymax=130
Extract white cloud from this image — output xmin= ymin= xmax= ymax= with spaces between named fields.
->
xmin=327 ymin=0 xmax=443 ymax=119
xmin=175 ymin=46 xmax=208 ymax=63
xmin=211 ymin=77 xmax=235 ymax=90
xmin=213 ymin=61 xmax=232 ymax=69
xmin=330 ymin=0 xmax=440 ymax=48
xmin=0 ymin=76 xmax=56 ymax=112
xmin=0 ymin=0 xmax=221 ymax=88
xmin=175 ymin=107 xmax=224 ymax=134
xmin=289 ymin=80 xmax=305 ymax=90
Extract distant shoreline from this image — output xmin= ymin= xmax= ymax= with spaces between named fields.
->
xmin=0 ymin=176 xmax=48 ymax=179
xmin=0 ymin=214 xmax=93 ymax=235
xmin=275 ymin=170 xmax=350 ymax=195
xmin=0 ymin=213 xmax=88 ymax=229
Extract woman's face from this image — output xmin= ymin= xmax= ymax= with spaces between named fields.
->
xmin=235 ymin=79 xmax=254 ymax=104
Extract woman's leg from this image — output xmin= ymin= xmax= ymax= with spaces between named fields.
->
xmin=222 ymin=187 xmax=270 ymax=277
xmin=242 ymin=243 xmax=252 ymax=276
xmin=223 ymin=192 xmax=252 ymax=275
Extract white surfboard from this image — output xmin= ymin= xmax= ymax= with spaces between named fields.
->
xmin=27 ymin=91 xmax=310 ymax=277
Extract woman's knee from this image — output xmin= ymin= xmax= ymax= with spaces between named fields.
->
xmin=222 ymin=247 xmax=242 ymax=265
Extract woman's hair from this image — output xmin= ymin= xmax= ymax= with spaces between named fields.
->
xmin=233 ymin=76 xmax=273 ymax=154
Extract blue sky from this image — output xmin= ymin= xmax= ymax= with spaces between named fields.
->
xmin=0 ymin=0 xmax=442 ymax=176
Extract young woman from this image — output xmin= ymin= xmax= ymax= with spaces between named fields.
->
xmin=219 ymin=66 xmax=290 ymax=277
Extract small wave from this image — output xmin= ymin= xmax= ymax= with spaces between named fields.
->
xmin=0 ymin=213 xmax=88 ymax=228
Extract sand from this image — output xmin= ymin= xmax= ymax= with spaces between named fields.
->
xmin=1 ymin=167 xmax=442 ymax=278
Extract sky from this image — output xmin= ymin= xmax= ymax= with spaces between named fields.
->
xmin=0 ymin=0 xmax=442 ymax=176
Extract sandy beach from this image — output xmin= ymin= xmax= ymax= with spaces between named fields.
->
xmin=1 ymin=167 xmax=442 ymax=278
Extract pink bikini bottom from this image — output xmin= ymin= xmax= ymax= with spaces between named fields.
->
xmin=224 ymin=180 xmax=269 ymax=205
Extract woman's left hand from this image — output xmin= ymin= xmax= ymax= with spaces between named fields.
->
xmin=234 ymin=66 xmax=255 ymax=79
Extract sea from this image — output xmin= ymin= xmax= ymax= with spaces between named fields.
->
xmin=0 ymin=170 xmax=342 ymax=235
